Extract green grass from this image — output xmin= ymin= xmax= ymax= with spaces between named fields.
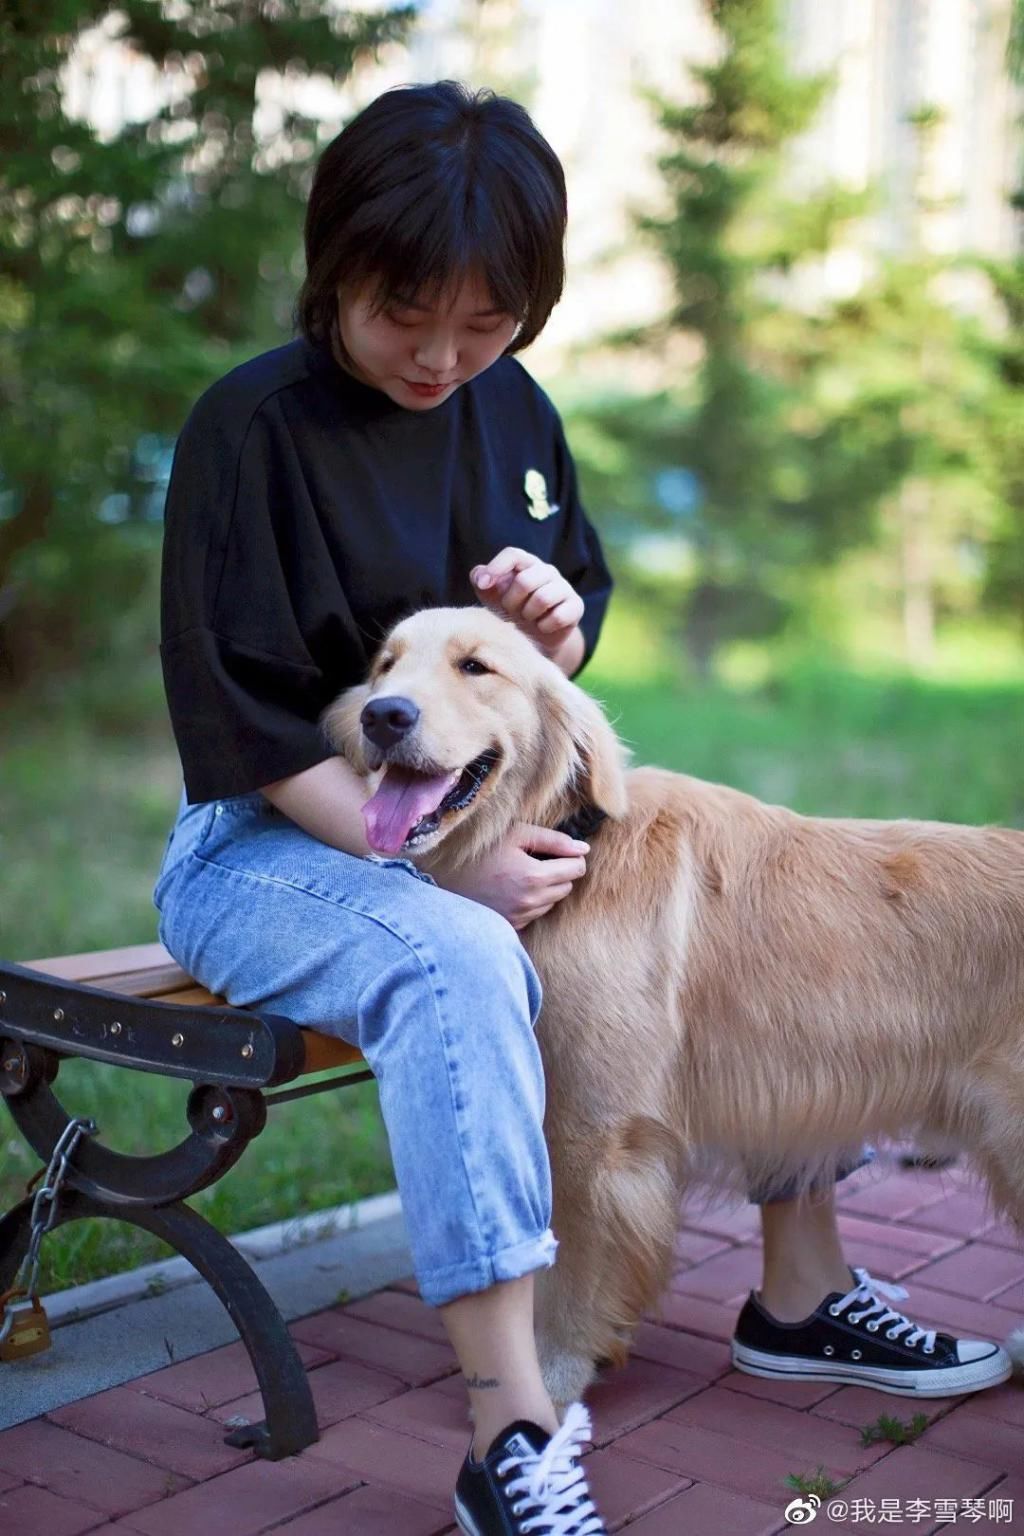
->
xmin=598 ymin=661 xmax=1024 ymax=827
xmin=859 ymin=1412 xmax=930 ymax=1447
xmin=783 ymin=1466 xmax=847 ymax=1500
xmin=589 ymin=602 xmax=1023 ymax=826
xmin=1 ymin=609 xmax=1022 ymax=1291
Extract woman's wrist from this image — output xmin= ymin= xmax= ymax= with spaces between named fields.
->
xmin=541 ymin=624 xmax=585 ymax=678
xmin=260 ymin=756 xmax=373 ymax=857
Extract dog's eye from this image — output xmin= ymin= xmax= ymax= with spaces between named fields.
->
xmin=459 ymin=657 xmax=490 ymax=676
xmin=376 ymin=657 xmax=394 ymax=676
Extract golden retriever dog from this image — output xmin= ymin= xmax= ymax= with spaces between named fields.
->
xmin=322 ymin=605 xmax=1024 ymax=1413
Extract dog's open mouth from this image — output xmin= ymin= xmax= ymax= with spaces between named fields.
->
xmin=362 ymin=748 xmax=500 ymax=855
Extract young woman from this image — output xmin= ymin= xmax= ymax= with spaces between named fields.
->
xmin=153 ymin=80 xmax=1008 ymax=1536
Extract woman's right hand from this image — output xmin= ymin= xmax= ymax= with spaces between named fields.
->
xmin=436 ymin=823 xmax=590 ymax=930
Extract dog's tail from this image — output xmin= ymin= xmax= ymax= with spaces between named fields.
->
xmin=590 ymin=1115 xmax=687 ymax=1368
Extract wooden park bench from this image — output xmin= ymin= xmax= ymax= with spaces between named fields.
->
xmin=0 ymin=941 xmax=374 ymax=1460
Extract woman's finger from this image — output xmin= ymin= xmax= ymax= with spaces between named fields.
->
xmin=518 ymin=824 xmax=590 ymax=857
xmin=534 ymin=594 xmax=585 ymax=631
xmin=520 ymin=577 xmax=569 ymax=625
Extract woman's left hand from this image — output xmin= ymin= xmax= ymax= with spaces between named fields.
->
xmin=470 ymin=547 xmax=583 ymax=657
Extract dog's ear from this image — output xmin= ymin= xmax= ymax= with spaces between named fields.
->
xmin=320 ymin=683 xmax=372 ymax=775
xmin=558 ymin=676 xmax=632 ymax=821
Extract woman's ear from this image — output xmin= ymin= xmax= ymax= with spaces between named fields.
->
xmin=320 ymin=683 xmax=372 ymax=775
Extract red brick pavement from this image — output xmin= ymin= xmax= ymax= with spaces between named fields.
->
xmin=1 ymin=1160 xmax=1021 ymax=1535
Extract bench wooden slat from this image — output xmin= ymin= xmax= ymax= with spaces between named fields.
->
xmin=26 ymin=942 xmax=178 ymax=986
xmin=302 ymin=1033 xmax=364 ymax=1073
xmin=21 ymin=943 xmax=365 ymax=1077
xmin=159 ymin=985 xmax=225 ymax=1007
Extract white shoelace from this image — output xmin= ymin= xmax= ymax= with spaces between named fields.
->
xmin=496 ymin=1401 xmax=606 ymax=1536
xmin=829 ymin=1267 xmax=937 ymax=1352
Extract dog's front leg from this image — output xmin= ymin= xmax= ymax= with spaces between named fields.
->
xmin=533 ymin=1255 xmax=602 ymax=1419
xmin=535 ymin=1116 xmax=685 ymax=1418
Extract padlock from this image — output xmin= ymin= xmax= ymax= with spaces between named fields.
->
xmin=0 ymin=1290 xmax=52 ymax=1361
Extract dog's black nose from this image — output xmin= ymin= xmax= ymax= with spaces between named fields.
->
xmin=360 ymin=695 xmax=420 ymax=749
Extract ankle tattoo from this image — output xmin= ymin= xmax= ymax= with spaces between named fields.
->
xmin=465 ymin=1372 xmax=500 ymax=1389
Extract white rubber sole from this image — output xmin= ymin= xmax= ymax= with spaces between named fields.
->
xmin=731 ymin=1339 xmax=1013 ymax=1397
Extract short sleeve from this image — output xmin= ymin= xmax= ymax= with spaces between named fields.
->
xmin=159 ymin=628 xmax=336 ymax=803
xmin=159 ymin=391 xmax=354 ymax=803
xmin=550 ymin=418 xmax=614 ymax=678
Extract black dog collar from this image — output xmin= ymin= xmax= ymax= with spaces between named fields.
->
xmin=529 ymin=801 xmax=608 ymax=859
xmin=555 ymin=803 xmax=608 ymax=843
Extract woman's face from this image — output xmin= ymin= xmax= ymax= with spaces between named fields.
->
xmin=335 ymin=270 xmax=520 ymax=410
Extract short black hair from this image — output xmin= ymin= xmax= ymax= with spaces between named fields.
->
xmin=297 ymin=80 xmax=567 ymax=355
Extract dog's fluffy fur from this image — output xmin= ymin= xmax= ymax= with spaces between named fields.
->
xmin=323 ymin=606 xmax=1024 ymax=1408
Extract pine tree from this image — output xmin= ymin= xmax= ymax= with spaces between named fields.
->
xmin=799 ymin=107 xmax=1008 ymax=667
xmin=979 ymin=259 xmax=1024 ymax=628
xmin=615 ymin=0 xmax=879 ymax=672
xmin=598 ymin=0 xmax=1009 ymax=672
xmin=981 ymin=0 xmax=1024 ymax=630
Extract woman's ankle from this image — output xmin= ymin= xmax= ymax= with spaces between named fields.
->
xmin=470 ymin=1396 xmax=560 ymax=1461
xmin=759 ymin=1262 xmax=857 ymax=1323
xmin=758 ymin=1194 xmax=856 ymax=1321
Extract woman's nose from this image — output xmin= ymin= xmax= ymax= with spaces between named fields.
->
xmin=413 ymin=329 xmax=458 ymax=375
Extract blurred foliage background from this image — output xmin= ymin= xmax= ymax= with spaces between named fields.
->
xmin=1 ymin=0 xmax=1022 ymax=1289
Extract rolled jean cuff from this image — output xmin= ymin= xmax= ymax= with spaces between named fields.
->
xmin=416 ymin=1229 xmax=559 ymax=1309
xmin=747 ymin=1145 xmax=877 ymax=1206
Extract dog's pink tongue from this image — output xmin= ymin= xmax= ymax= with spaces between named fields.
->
xmin=362 ymin=765 xmax=461 ymax=854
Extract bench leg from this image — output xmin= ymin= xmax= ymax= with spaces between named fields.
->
xmin=0 ymin=1190 xmax=318 ymax=1460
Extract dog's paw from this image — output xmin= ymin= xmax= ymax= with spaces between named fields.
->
xmin=539 ymin=1347 xmax=597 ymax=1410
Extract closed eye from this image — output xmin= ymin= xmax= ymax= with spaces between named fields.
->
xmin=383 ymin=310 xmax=504 ymax=336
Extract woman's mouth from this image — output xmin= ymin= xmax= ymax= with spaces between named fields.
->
xmin=403 ymin=379 xmax=453 ymax=398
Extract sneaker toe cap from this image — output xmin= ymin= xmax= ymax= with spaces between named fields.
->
xmin=956 ymin=1338 xmax=1009 ymax=1366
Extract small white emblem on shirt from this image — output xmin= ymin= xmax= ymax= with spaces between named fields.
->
xmin=524 ymin=468 xmax=559 ymax=521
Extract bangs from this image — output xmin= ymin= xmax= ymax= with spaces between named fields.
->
xmin=298 ymin=82 xmax=566 ymax=353
xmin=356 ymin=195 xmax=536 ymax=325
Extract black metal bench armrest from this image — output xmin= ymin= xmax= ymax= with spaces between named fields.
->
xmin=0 ymin=961 xmax=307 ymax=1089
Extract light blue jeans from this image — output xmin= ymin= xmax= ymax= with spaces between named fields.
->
xmin=152 ymin=787 xmax=558 ymax=1308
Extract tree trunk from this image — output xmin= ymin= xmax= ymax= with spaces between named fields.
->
xmin=682 ymin=577 xmax=724 ymax=683
xmin=899 ymin=478 xmax=935 ymax=668
xmin=0 ymin=472 xmax=54 ymax=600
xmin=0 ymin=472 xmax=54 ymax=685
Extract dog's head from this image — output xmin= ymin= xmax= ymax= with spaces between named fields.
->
xmin=321 ymin=607 xmax=631 ymax=872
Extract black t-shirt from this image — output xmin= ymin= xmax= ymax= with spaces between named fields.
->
xmin=160 ymin=337 xmax=614 ymax=804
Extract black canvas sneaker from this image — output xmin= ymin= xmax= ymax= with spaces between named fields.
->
xmin=732 ymin=1266 xmax=1012 ymax=1397
xmin=453 ymin=1399 xmax=607 ymax=1535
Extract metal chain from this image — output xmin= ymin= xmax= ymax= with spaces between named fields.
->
xmin=13 ymin=1116 xmax=97 ymax=1300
